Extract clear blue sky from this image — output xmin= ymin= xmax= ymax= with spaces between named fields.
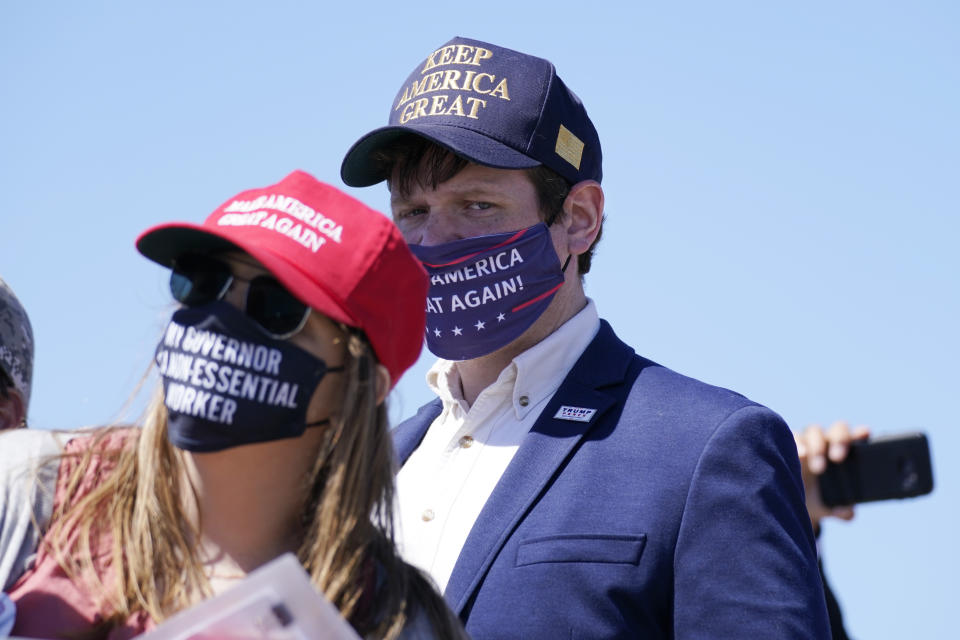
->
xmin=2 ymin=2 xmax=957 ymax=636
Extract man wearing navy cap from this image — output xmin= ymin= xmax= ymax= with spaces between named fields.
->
xmin=342 ymin=37 xmax=830 ymax=638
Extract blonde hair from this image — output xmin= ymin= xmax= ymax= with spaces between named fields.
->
xmin=47 ymin=329 xmax=463 ymax=638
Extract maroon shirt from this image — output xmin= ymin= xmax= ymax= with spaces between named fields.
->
xmin=8 ymin=430 xmax=153 ymax=638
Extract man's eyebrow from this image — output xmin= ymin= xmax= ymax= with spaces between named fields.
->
xmin=391 ymin=180 xmax=511 ymax=203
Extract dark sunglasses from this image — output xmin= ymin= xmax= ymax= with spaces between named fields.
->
xmin=170 ymin=253 xmax=311 ymax=339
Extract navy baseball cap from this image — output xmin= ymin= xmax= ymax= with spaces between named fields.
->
xmin=341 ymin=36 xmax=602 ymax=187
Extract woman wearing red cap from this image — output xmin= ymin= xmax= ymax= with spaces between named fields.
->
xmin=0 ymin=171 xmax=464 ymax=639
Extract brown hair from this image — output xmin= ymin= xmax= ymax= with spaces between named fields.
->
xmin=46 ymin=329 xmax=465 ymax=639
xmin=373 ymin=134 xmax=602 ymax=275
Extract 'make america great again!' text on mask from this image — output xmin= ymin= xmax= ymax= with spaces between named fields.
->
xmin=409 ymin=223 xmax=568 ymax=360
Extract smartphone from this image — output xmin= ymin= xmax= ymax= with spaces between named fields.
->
xmin=818 ymin=432 xmax=934 ymax=507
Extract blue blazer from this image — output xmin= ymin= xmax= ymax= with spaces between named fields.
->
xmin=394 ymin=321 xmax=830 ymax=639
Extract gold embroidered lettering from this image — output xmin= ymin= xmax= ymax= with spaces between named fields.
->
xmin=453 ymin=45 xmax=475 ymax=64
xmin=422 ymin=48 xmax=443 ymax=72
xmin=472 ymin=73 xmax=496 ymax=94
xmin=445 ymin=94 xmax=466 ymax=117
xmin=471 ymin=47 xmax=493 ymax=65
xmin=426 ymin=71 xmax=443 ymax=93
xmin=399 ymin=97 xmax=431 ymax=124
xmin=395 ymin=76 xmax=431 ymax=110
xmin=459 ymin=70 xmax=477 ymax=91
xmin=422 ymin=44 xmax=493 ymax=72
xmin=395 ymin=85 xmax=412 ymax=110
xmin=441 ymin=69 xmax=462 ymax=90
xmin=489 ymin=77 xmax=510 ymax=100
xmin=438 ymin=46 xmax=456 ymax=67
xmin=396 ymin=70 xmax=509 ymax=111
xmin=412 ymin=98 xmax=429 ymax=119
xmin=465 ymin=96 xmax=487 ymax=119
xmin=428 ymin=94 xmax=449 ymax=116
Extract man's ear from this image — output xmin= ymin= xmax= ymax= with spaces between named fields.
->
xmin=561 ymin=180 xmax=604 ymax=263
xmin=0 ymin=391 xmax=26 ymax=430
xmin=374 ymin=364 xmax=392 ymax=406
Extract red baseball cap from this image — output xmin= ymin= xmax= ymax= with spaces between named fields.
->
xmin=136 ymin=170 xmax=427 ymax=386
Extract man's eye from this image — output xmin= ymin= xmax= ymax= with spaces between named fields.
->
xmin=467 ymin=202 xmax=493 ymax=211
xmin=396 ymin=207 xmax=427 ymax=219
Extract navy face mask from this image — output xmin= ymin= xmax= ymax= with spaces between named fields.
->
xmin=409 ymin=222 xmax=569 ymax=361
xmin=155 ymin=301 xmax=342 ymax=453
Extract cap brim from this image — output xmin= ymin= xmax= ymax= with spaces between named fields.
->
xmin=137 ymin=223 xmax=237 ymax=268
xmin=136 ymin=222 xmax=357 ymax=328
xmin=341 ymin=123 xmax=541 ymax=187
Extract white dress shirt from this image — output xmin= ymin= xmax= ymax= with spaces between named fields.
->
xmin=395 ymin=299 xmax=601 ymax=593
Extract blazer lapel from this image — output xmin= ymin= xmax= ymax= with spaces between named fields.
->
xmin=443 ymin=321 xmax=636 ymax=613
xmin=393 ymin=398 xmax=442 ymax=463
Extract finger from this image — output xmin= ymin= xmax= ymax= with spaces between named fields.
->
xmin=802 ymin=424 xmax=827 ymax=473
xmin=831 ymin=505 xmax=856 ymax=521
xmin=826 ymin=420 xmax=852 ymax=462
xmin=851 ymin=424 xmax=871 ymax=441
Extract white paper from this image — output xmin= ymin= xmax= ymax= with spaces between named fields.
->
xmin=138 ymin=553 xmax=360 ymax=640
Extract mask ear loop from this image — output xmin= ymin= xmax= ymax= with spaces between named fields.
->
xmin=304 ymin=365 xmax=346 ymax=429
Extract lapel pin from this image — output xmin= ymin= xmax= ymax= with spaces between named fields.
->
xmin=553 ymin=405 xmax=597 ymax=422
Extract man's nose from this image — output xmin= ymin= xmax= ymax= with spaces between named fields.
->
xmin=415 ymin=212 xmax=463 ymax=246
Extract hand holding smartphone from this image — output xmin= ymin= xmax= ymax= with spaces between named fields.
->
xmin=818 ymin=432 xmax=934 ymax=507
